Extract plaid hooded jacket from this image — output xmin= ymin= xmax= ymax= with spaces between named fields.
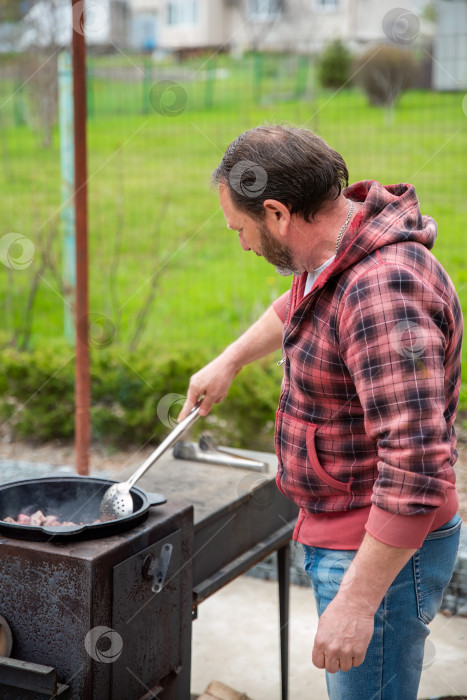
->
xmin=273 ymin=180 xmax=462 ymax=549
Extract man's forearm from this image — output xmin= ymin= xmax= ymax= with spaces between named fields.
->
xmin=338 ymin=532 xmax=416 ymax=614
xmin=178 ymin=303 xmax=284 ymax=419
xmin=221 ymin=303 xmax=284 ymax=372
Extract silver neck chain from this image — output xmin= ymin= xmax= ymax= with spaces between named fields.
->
xmin=335 ymin=200 xmax=354 ymax=253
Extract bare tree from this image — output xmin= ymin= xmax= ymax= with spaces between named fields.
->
xmin=18 ymin=217 xmax=62 ymax=350
xmin=20 ymin=51 xmax=59 ymax=148
xmin=13 ymin=0 xmax=65 ymax=147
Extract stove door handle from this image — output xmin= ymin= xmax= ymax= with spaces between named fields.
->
xmin=143 ymin=542 xmax=173 ymax=594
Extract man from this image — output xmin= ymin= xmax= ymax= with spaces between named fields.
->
xmin=178 ymin=125 xmax=462 ymax=699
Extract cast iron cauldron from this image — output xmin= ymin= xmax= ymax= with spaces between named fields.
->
xmin=0 ymin=476 xmax=166 ymax=542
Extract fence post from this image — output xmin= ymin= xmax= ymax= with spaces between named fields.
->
xmin=295 ymin=55 xmax=309 ymax=99
xmin=13 ymin=83 xmax=26 ymax=126
xmin=204 ymin=59 xmax=216 ymax=109
xmin=142 ymin=58 xmax=153 ymax=114
xmin=58 ymin=50 xmax=75 ymax=343
xmin=253 ymin=52 xmax=264 ymax=104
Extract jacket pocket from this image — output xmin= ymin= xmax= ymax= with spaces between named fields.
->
xmin=306 ymin=423 xmax=353 ymax=495
xmin=275 ymin=411 xmax=354 ymax=507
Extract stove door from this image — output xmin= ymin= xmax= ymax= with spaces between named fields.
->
xmin=112 ymin=530 xmax=184 ymax=699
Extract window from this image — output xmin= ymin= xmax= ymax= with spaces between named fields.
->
xmin=315 ymin=0 xmax=339 ymax=10
xmin=167 ymin=0 xmax=198 ymax=25
xmin=249 ymin=0 xmax=284 ymax=20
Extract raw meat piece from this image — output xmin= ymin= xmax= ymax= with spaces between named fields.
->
xmin=29 ymin=510 xmax=46 ymax=526
xmin=17 ymin=513 xmax=31 ymax=525
xmin=2 ymin=512 xmax=102 ymax=527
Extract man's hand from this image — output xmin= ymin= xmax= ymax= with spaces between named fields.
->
xmin=178 ymin=303 xmax=285 ymax=421
xmin=178 ymin=354 xmax=240 ymax=421
xmin=312 ymin=592 xmax=374 ymax=673
xmin=311 ymin=532 xmax=416 ymax=674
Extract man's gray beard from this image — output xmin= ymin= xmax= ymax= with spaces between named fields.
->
xmin=258 ymin=220 xmax=300 ymax=277
xmin=274 ymin=265 xmax=295 ymax=276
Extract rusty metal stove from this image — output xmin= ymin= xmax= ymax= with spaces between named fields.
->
xmin=0 ymin=499 xmax=194 ymax=699
xmin=0 ymin=446 xmax=299 ymax=700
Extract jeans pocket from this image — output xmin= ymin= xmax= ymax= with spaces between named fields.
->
xmin=424 ymin=514 xmax=462 ymax=540
xmin=413 ymin=516 xmax=461 ymax=624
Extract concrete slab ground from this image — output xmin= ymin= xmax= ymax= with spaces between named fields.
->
xmin=191 ymin=575 xmax=467 ymax=700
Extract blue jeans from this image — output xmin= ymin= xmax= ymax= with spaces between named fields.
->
xmin=303 ymin=514 xmax=462 ymax=700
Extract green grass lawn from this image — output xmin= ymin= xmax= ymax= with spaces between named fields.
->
xmin=1 ymin=54 xmax=466 ymax=409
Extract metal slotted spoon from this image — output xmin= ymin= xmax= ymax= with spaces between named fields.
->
xmin=99 ymin=404 xmax=201 ymax=521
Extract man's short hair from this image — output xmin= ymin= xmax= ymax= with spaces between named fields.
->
xmin=212 ymin=124 xmax=349 ymax=221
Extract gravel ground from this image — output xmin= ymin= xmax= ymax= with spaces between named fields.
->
xmin=1 ymin=430 xmax=466 ymax=521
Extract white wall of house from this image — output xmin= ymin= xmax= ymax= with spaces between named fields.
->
xmin=157 ymin=0 xmax=224 ymax=49
xmin=155 ymin=0 xmax=433 ymax=54
xmin=433 ymin=0 xmax=467 ymax=89
xmin=232 ymin=0 xmax=348 ymax=54
xmin=130 ymin=0 xmax=162 ymax=10
xmin=156 ymin=0 xmax=348 ymax=53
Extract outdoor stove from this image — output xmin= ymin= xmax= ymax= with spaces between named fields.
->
xmin=0 ymin=446 xmax=299 ymax=700
xmin=0 ymin=499 xmax=194 ymax=699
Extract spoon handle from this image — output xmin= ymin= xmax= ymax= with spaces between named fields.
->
xmin=126 ymin=404 xmax=201 ymax=489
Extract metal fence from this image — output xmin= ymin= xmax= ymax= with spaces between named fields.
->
xmin=0 ymin=47 xmax=466 ymax=384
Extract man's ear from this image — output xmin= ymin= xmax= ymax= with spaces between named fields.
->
xmin=263 ymin=199 xmax=291 ymax=238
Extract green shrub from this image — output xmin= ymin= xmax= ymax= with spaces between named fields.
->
xmin=213 ymin=357 xmax=280 ymax=450
xmin=0 ymin=345 xmax=75 ymax=441
xmin=353 ymin=44 xmax=418 ymax=106
xmin=318 ymin=39 xmax=352 ymax=89
xmin=1 ymin=342 xmax=465 ymax=451
xmin=0 ymin=344 xmax=283 ymax=451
